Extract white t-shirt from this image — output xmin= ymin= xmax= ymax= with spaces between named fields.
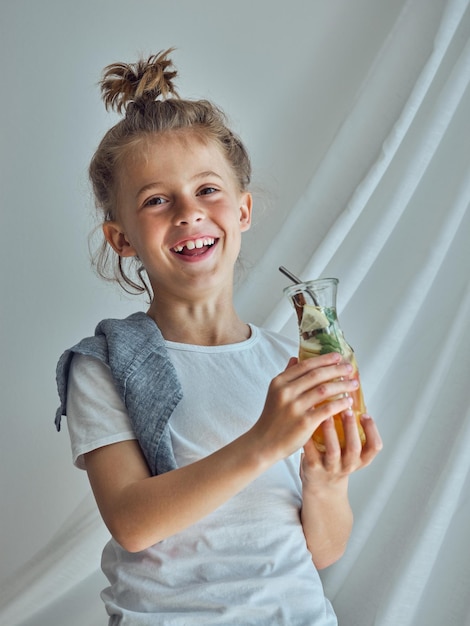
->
xmin=66 ymin=324 xmax=337 ymax=625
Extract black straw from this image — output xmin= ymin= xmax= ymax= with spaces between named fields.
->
xmin=279 ymin=265 xmax=303 ymax=284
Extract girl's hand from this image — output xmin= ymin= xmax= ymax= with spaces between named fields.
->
xmin=251 ymin=353 xmax=360 ymax=464
xmin=299 ymin=412 xmax=382 ymax=569
xmin=300 ymin=411 xmax=383 ymax=493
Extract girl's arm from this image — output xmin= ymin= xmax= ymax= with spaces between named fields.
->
xmin=299 ymin=412 xmax=383 ymax=569
xmin=84 ymin=431 xmax=270 ymax=552
xmin=83 ymin=353 xmax=357 ymax=553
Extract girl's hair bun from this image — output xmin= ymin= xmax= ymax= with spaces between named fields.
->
xmin=100 ymin=48 xmax=179 ymax=114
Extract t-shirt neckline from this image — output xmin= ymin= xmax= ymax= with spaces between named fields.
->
xmin=164 ymin=324 xmax=258 ymax=353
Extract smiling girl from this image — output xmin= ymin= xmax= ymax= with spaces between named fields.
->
xmin=55 ymin=49 xmax=382 ymax=625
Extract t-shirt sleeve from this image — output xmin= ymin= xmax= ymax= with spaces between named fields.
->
xmin=66 ymin=353 xmax=137 ymax=469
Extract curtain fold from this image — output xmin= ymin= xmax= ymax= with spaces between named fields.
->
xmin=241 ymin=0 xmax=470 ymax=624
xmin=293 ymin=1 xmax=470 ymax=624
xmin=1 ymin=0 xmax=468 ymax=624
xmin=244 ymin=0 xmax=469 ymax=332
xmin=0 ymin=493 xmax=108 ymax=625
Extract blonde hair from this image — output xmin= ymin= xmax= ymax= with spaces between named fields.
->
xmin=89 ymin=49 xmax=252 ymax=296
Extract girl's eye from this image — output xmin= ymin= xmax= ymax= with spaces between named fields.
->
xmin=198 ymin=187 xmax=218 ymax=196
xmin=144 ymin=196 xmax=166 ymax=207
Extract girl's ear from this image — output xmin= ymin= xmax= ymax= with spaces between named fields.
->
xmin=102 ymin=222 xmax=137 ymax=257
xmin=239 ymin=192 xmax=252 ymax=232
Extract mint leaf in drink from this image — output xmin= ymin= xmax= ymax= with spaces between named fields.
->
xmin=324 ymin=307 xmax=338 ymax=324
xmin=317 ymin=332 xmax=342 ymax=355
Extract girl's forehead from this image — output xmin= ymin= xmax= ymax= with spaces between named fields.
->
xmin=116 ymin=130 xmax=239 ymax=198
xmin=121 ymin=131 xmax=233 ymax=178
xmin=145 ymin=129 xmax=221 ymax=156
xmin=121 ymin=130 xmax=223 ymax=166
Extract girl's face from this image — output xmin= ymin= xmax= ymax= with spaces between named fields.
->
xmin=103 ymin=132 xmax=252 ymax=299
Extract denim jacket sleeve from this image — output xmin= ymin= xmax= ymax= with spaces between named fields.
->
xmin=55 ymin=312 xmax=183 ymax=476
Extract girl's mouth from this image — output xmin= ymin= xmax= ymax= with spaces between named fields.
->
xmin=171 ymin=237 xmax=217 ymax=257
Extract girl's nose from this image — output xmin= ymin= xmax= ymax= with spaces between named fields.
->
xmin=173 ymin=197 xmax=204 ymax=225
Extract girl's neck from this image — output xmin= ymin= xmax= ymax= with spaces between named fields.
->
xmin=147 ymin=296 xmax=250 ymax=346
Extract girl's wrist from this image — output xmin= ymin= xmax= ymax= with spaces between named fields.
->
xmin=301 ymin=474 xmax=349 ymax=499
xmin=242 ymin=424 xmax=284 ymax=473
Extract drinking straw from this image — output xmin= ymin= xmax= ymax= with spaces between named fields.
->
xmin=279 ymin=265 xmax=303 ymax=285
xmin=279 ymin=266 xmax=319 ymax=306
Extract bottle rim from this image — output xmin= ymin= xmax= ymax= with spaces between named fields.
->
xmin=283 ymin=277 xmax=339 ymax=297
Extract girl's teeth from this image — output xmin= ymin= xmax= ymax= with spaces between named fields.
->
xmin=173 ymin=238 xmax=215 ymax=252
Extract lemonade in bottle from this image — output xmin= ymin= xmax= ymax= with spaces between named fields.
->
xmin=283 ymin=276 xmax=366 ymax=451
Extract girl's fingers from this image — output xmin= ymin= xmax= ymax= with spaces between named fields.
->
xmin=307 ymin=395 xmax=354 ymax=425
xmin=300 ymin=413 xmax=383 ymax=487
xmin=261 ymin=356 xmax=365 ymax=461
xmin=286 ymin=356 xmax=298 ymax=368
xmin=300 ymin=436 xmax=323 ymax=471
xmin=344 ymin=410 xmax=363 ymax=451
xmin=319 ymin=417 xmax=342 ymax=469
xmin=339 ymin=410 xmax=364 ymax=469
xmin=303 ymin=377 xmax=358 ymax=412
xmin=282 ymin=352 xmax=347 ymax=385
xmin=359 ymin=415 xmax=383 ymax=465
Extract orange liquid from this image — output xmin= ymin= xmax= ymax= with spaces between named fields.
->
xmin=299 ymin=348 xmax=366 ymax=451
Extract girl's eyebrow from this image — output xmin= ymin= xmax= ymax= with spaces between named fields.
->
xmin=136 ymin=182 xmax=164 ymax=199
xmin=192 ymin=170 xmax=224 ymax=181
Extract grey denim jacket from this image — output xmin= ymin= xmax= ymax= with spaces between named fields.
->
xmin=55 ymin=312 xmax=183 ymax=476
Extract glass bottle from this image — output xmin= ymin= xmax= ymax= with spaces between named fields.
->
xmin=284 ymin=278 xmax=366 ymax=451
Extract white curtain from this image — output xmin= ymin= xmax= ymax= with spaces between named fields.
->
xmin=1 ymin=0 xmax=469 ymax=624
xmin=247 ymin=0 xmax=470 ymax=623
